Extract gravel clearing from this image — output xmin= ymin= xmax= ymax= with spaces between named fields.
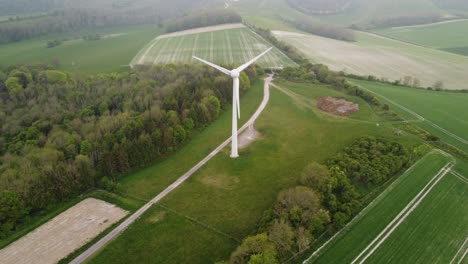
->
xmin=0 ymin=198 xmax=128 ymax=264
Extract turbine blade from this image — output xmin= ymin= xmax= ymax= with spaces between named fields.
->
xmin=192 ymin=56 xmax=231 ymax=76
xmin=235 ymin=47 xmax=273 ymax=73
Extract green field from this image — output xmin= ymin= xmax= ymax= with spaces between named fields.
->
xmin=374 ymin=19 xmax=468 ymax=56
xmin=131 ymin=25 xmax=296 ymax=69
xmin=0 ymin=25 xmax=159 ymax=75
xmin=231 ymin=0 xmax=461 ymax=28
xmin=306 ymin=151 xmax=467 ymax=263
xmin=85 ymin=79 xmax=418 ymax=263
xmin=351 ymin=80 xmax=468 ymax=154
xmin=365 ymin=171 xmax=468 ymax=264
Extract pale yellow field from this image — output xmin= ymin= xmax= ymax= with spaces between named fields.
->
xmin=0 ymin=198 xmax=128 ymax=264
xmin=273 ymin=30 xmax=468 ymax=90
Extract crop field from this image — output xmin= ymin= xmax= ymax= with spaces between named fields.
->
xmin=351 ymin=80 xmax=468 ymax=154
xmin=85 ymin=80 xmax=419 ymax=263
xmin=374 ymin=19 xmax=468 ymax=56
xmin=0 ymin=198 xmax=128 ymax=264
xmin=131 ymin=24 xmax=296 ymax=69
xmin=306 ymin=150 xmax=468 ymax=264
xmin=0 ymin=25 xmax=159 ymax=75
xmin=273 ymin=30 xmax=468 ymax=90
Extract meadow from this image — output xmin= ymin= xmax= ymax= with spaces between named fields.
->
xmin=131 ymin=25 xmax=296 ymax=69
xmin=273 ymin=30 xmax=468 ymax=90
xmin=351 ymin=80 xmax=468 ymax=154
xmin=374 ymin=19 xmax=468 ymax=56
xmin=306 ymin=151 xmax=467 ymax=264
xmin=86 ymin=80 xmax=420 ymax=263
xmin=0 ymin=25 xmax=159 ymax=75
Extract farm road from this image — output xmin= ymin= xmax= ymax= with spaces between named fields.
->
xmin=70 ymin=75 xmax=273 ymax=264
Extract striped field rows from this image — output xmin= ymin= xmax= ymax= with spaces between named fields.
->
xmin=131 ymin=26 xmax=296 ymax=69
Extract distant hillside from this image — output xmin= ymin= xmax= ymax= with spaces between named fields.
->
xmin=286 ymin=0 xmax=355 ymax=15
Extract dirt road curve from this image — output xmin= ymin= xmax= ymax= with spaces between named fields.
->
xmin=69 ymin=75 xmax=273 ymax=264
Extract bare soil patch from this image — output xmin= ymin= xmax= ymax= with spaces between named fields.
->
xmin=317 ymin=97 xmax=359 ymax=116
xmin=238 ymin=124 xmax=261 ymax=149
xmin=157 ymin=23 xmax=245 ymax=39
xmin=0 ymin=198 xmax=128 ymax=264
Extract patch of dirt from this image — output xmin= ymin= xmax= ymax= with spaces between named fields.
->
xmin=147 ymin=211 xmax=167 ymax=223
xmin=157 ymin=23 xmax=245 ymax=39
xmin=0 ymin=198 xmax=128 ymax=264
xmin=317 ymin=97 xmax=359 ymax=116
xmin=199 ymin=173 xmax=239 ymax=190
xmin=238 ymin=124 xmax=261 ymax=149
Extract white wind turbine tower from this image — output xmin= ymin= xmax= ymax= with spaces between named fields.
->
xmin=193 ymin=47 xmax=272 ymax=158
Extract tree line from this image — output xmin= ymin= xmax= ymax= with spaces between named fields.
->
xmin=0 ymin=63 xmax=260 ymax=238
xmin=368 ymin=12 xmax=443 ymax=29
xmin=165 ymin=9 xmax=242 ymax=33
xmin=0 ymin=0 xmax=225 ymax=44
xmin=222 ymin=137 xmax=415 ymax=264
xmin=292 ymin=17 xmax=356 ymax=42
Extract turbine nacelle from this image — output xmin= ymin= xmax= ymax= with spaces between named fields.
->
xmin=192 ymin=47 xmax=272 ymax=158
xmin=230 ymin=70 xmax=240 ymax=78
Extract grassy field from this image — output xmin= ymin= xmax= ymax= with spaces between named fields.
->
xmin=365 ymin=171 xmax=468 ymax=264
xmin=0 ymin=25 xmax=159 ymax=75
xmin=86 ymin=79 xmax=420 ymax=263
xmin=231 ymin=0 xmax=455 ymax=28
xmin=131 ymin=25 xmax=296 ymax=69
xmin=273 ymin=30 xmax=468 ymax=90
xmin=306 ymin=151 xmax=462 ymax=263
xmin=374 ymin=19 xmax=468 ymax=56
xmin=351 ymin=80 xmax=468 ymax=154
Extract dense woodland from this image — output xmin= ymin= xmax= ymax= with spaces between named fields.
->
xmin=0 ymin=63 xmax=259 ymax=238
xmin=0 ymin=0 xmax=223 ymax=44
xmin=225 ymin=137 xmax=414 ymax=264
xmin=165 ymin=9 xmax=242 ymax=33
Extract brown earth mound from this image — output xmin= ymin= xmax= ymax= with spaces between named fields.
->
xmin=317 ymin=96 xmax=359 ymax=116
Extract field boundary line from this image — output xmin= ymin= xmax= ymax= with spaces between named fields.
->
xmin=357 ymin=84 xmax=468 ymax=146
xmin=192 ymin=33 xmax=199 ymax=58
xmin=130 ymin=38 xmax=159 ymax=66
xmin=225 ymin=30 xmax=234 ymax=64
xmin=451 ymin=171 xmax=468 ymax=185
xmin=450 ymin=237 xmax=468 ymax=264
xmin=157 ymin=204 xmax=240 ymax=242
xmin=351 ymin=162 xmax=454 ymax=264
xmin=302 ymin=149 xmax=446 ymax=263
xmin=171 ymin=35 xmax=185 ymax=62
xmin=69 ymin=75 xmax=274 ymax=264
xmin=153 ymin=37 xmax=171 ymax=64
xmin=246 ymin=26 xmax=298 ymax=67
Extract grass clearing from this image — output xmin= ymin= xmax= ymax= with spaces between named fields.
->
xmin=351 ymin=80 xmax=468 ymax=154
xmin=0 ymin=25 xmax=160 ymax=75
xmin=131 ymin=25 xmax=296 ymax=69
xmin=87 ymin=80 xmax=420 ymax=263
xmin=307 ymin=151 xmax=456 ymax=263
xmin=273 ymin=30 xmax=468 ymax=90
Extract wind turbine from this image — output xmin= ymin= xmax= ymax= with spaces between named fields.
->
xmin=193 ymin=47 xmax=272 ymax=158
